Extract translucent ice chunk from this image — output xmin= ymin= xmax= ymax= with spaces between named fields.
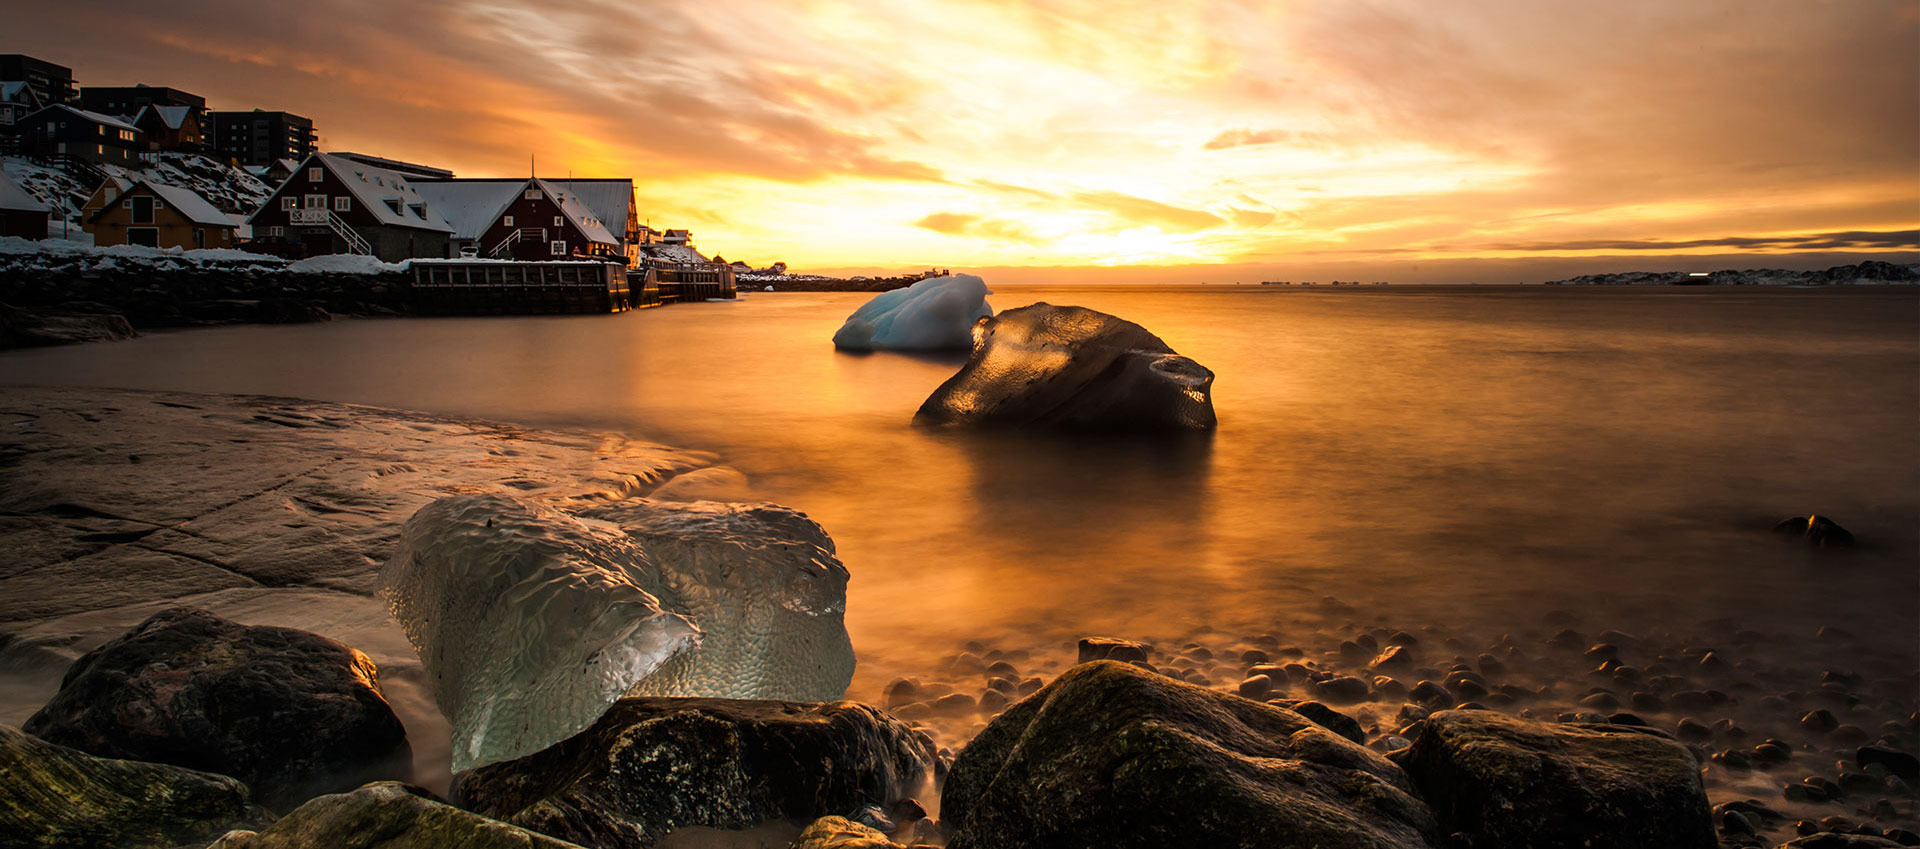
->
xmin=381 ymin=494 xmax=699 ymax=772
xmin=577 ymin=500 xmax=855 ymax=702
xmin=832 ymin=274 xmax=993 ymax=350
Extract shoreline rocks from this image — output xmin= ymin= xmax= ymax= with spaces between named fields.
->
xmin=207 ymin=781 xmax=586 ymax=849
xmin=0 ymin=724 xmax=264 ymax=849
xmin=22 ymin=608 xmax=411 ymax=813
xmin=453 ymin=697 xmax=936 ymax=849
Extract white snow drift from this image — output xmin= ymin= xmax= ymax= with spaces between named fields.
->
xmin=832 ymin=273 xmax=993 ymax=351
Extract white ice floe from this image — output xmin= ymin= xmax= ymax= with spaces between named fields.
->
xmin=832 ymin=273 xmax=993 ymax=351
xmin=383 ymin=492 xmax=856 ymax=772
xmin=381 ymin=495 xmax=700 ymax=772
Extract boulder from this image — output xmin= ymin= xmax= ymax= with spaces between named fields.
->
xmin=453 ymin=697 xmax=937 ymax=849
xmin=1389 ymin=709 xmax=1714 ymax=849
xmin=788 ymin=816 xmax=904 ymax=849
xmin=0 ymin=301 xmax=136 ymax=349
xmin=1773 ymin=515 xmax=1855 ymax=547
xmin=914 ymin=303 xmax=1216 ymax=430
xmin=941 ymin=660 xmax=1439 ymax=849
xmin=1076 ymin=636 xmax=1148 ymax=664
xmin=23 ymin=608 xmax=410 ymax=812
xmin=0 ymin=724 xmax=262 ymax=849
xmin=206 ymin=781 xmax=585 ymax=849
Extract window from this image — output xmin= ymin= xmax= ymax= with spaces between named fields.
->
xmin=282 ymin=197 xmax=297 ymax=211
xmin=95 ymin=144 xmax=103 ymax=155
xmin=524 ymin=189 xmax=540 ymax=200
xmin=269 ymin=226 xmax=285 ymax=237
xmin=305 ymin=194 xmax=326 ymax=209
xmin=308 ymin=167 xmax=322 ymax=182
xmin=130 ymin=196 xmax=155 ymax=224
xmin=502 ymin=215 xmax=513 ymax=227
xmin=550 ymin=240 xmax=566 ymax=256
xmin=333 ymin=196 xmax=350 ymax=211
xmin=553 ymin=216 xmax=562 ymax=227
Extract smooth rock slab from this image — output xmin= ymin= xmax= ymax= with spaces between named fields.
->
xmin=941 ymin=660 xmax=1440 ymax=849
xmin=1389 ymin=709 xmax=1715 ymax=849
xmin=207 ymin=781 xmax=586 ymax=849
xmin=23 ymin=608 xmax=410 ymax=813
xmin=0 ymin=724 xmax=261 ymax=849
xmin=914 ymin=303 xmax=1216 ymax=430
xmin=453 ymin=697 xmax=936 ymax=849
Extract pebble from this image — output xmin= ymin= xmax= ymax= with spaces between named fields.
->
xmin=1409 ymin=681 xmax=1452 ymax=706
xmin=1369 ymin=645 xmax=1414 ymax=670
xmin=883 ymin=678 xmax=920 ymax=708
xmin=1238 ymin=674 xmax=1274 ymax=700
xmin=949 ymin=652 xmax=987 ymax=676
xmin=1371 ymin=676 xmax=1408 ymax=699
xmin=1803 ymin=709 xmax=1840 ymax=733
xmin=1752 ymin=739 xmax=1793 ymax=766
xmin=1669 ymin=690 xmax=1716 ymax=710
xmin=1631 ymin=692 xmax=1663 ymax=711
xmin=1077 ymin=637 xmax=1148 ymax=664
xmin=985 ymin=660 xmax=1018 ymax=678
xmin=1578 ymin=692 xmax=1620 ymax=710
xmin=1832 ymin=725 xmax=1870 ymax=745
xmin=1476 ymin=654 xmax=1505 ymax=675
xmin=932 ymin=693 xmax=976 ymax=716
xmin=978 ymin=689 xmax=1009 ymax=713
xmin=1016 ymin=677 xmax=1043 ymax=696
xmin=1548 ymin=629 xmax=1587 ymax=650
xmin=1313 ymin=675 xmax=1370 ymax=703
xmin=1240 ymin=649 xmax=1270 ymax=665
xmin=1857 ymin=745 xmax=1920 ymax=780
xmin=986 ymin=677 xmax=1016 ymax=695
xmin=1584 ymin=643 xmax=1620 ymax=662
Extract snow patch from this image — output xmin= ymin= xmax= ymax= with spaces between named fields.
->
xmin=287 ymin=254 xmax=408 ymax=274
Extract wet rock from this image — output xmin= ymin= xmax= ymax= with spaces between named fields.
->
xmin=914 ymin=303 xmax=1217 ymax=430
xmin=22 ymin=608 xmax=410 ymax=812
xmin=1238 ymin=674 xmax=1275 ymax=700
xmin=1774 ymin=835 xmax=1905 ymax=848
xmin=1803 ymin=709 xmax=1841 ymax=732
xmin=1390 ymin=710 xmax=1714 ymax=849
xmin=1676 ymin=718 xmax=1714 ymax=742
xmin=0 ymin=724 xmax=262 ymax=848
xmin=882 ymin=679 xmax=920 ymax=709
xmin=1077 ymin=636 xmax=1148 ymax=664
xmin=454 ymin=697 xmax=935 ymax=849
xmin=1314 ymin=674 xmax=1372 ymax=703
xmin=787 ymin=815 xmax=905 ymax=849
xmin=1411 ymin=680 xmax=1453 ymax=706
xmin=206 ymin=781 xmax=584 ymax=848
xmin=0 ymin=302 xmax=137 ymax=349
xmin=1857 ymin=745 xmax=1920 ymax=780
xmin=941 ymin=661 xmax=1440 ymax=848
xmin=1773 ymin=515 xmax=1855 ymax=548
xmin=1371 ymin=644 xmax=1416 ymax=670
xmin=1270 ymin=698 xmax=1368 ymax=745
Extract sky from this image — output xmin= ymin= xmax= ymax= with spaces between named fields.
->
xmin=15 ymin=0 xmax=1920 ymax=281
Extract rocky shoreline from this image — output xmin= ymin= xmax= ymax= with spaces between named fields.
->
xmin=0 ymin=388 xmax=1914 ymax=848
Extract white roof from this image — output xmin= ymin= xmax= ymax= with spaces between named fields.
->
xmin=408 ymin=181 xmax=523 ymax=240
xmin=552 ymin=180 xmax=633 ymax=241
xmin=272 ymin=152 xmax=453 ymax=233
xmin=0 ymin=169 xmax=48 ymax=213
xmin=143 ymin=181 xmax=232 ymax=227
xmin=35 ymin=103 xmax=140 ymax=132
xmin=135 ymin=104 xmax=194 ymax=131
xmin=408 ymin=178 xmax=619 ymax=245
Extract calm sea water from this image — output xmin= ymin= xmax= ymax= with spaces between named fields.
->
xmin=3 ymin=285 xmax=1916 ymax=691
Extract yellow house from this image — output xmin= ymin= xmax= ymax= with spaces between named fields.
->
xmin=85 ymin=179 xmax=237 ymax=250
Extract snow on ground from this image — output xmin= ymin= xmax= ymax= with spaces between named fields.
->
xmin=286 ymin=254 xmax=408 ymax=274
xmin=639 ymin=244 xmax=711 ymax=264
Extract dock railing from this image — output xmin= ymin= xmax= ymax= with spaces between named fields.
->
xmin=409 ymin=260 xmax=631 ymax=314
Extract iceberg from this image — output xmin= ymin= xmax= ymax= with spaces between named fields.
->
xmin=383 ymin=493 xmax=857 ymax=772
xmin=381 ymin=494 xmax=699 ymax=772
xmin=915 ymin=302 xmax=1217 ymax=429
xmin=578 ymin=500 xmax=856 ymax=701
xmin=832 ymin=273 xmax=993 ymax=350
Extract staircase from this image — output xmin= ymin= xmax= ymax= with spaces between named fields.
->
xmin=325 ymin=210 xmax=372 ymax=256
xmin=487 ymin=228 xmax=522 ymax=259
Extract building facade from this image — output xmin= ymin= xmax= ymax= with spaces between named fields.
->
xmin=15 ymin=104 xmax=144 ymax=167
xmin=85 ymin=180 xmax=238 ymax=249
xmin=208 ymin=110 xmax=316 ymax=167
xmin=0 ymin=168 xmax=50 ymax=240
xmin=0 ymin=55 xmax=78 ymax=107
xmin=245 ymin=152 xmax=452 ymax=261
xmin=411 ymin=177 xmax=636 ymax=262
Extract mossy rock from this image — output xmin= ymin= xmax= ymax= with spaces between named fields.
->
xmin=0 ymin=724 xmax=262 ymax=849
xmin=206 ymin=781 xmax=585 ymax=848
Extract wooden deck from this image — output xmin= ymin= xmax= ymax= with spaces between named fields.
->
xmin=407 ymin=259 xmax=736 ymax=315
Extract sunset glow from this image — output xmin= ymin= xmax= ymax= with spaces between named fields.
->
xmin=18 ymin=0 xmax=1919 ymax=280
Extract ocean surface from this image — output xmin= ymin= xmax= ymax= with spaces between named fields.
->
xmin=3 ymin=284 xmax=1916 ymax=696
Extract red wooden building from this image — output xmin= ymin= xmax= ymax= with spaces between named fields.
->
xmin=244 ymin=152 xmax=452 ymax=261
xmin=410 ymin=177 xmax=626 ymax=262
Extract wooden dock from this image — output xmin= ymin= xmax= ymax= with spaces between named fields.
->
xmin=407 ymin=259 xmax=735 ymax=315
xmin=645 ymin=261 xmax=737 ymax=303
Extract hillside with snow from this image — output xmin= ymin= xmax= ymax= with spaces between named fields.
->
xmin=3 ymin=153 xmax=271 ymax=234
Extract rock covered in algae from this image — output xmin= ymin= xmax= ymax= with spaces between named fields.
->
xmin=0 ymin=724 xmax=262 ymax=848
xmin=578 ymin=499 xmax=855 ymax=702
xmin=914 ymin=303 xmax=1216 ymax=430
xmin=22 ymin=608 xmax=410 ymax=812
xmin=941 ymin=660 xmax=1439 ymax=849
xmin=380 ymin=494 xmax=699 ymax=772
xmin=206 ymin=781 xmax=587 ymax=849
xmin=1388 ymin=709 xmax=1715 ymax=849
xmin=452 ymin=697 xmax=936 ymax=849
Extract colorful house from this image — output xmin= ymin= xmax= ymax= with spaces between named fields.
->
xmin=244 ymin=152 xmax=452 ymax=261
xmin=410 ymin=177 xmax=627 ymax=262
xmin=129 ymin=104 xmax=203 ymax=151
xmin=15 ymin=104 xmax=144 ymax=167
xmin=84 ymin=179 xmax=237 ymax=249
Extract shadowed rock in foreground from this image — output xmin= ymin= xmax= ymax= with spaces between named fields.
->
xmin=207 ymin=781 xmax=587 ymax=849
xmin=0 ymin=724 xmax=262 ymax=848
xmin=23 ymin=608 xmax=411 ymax=813
xmin=453 ymin=697 xmax=935 ymax=849
xmin=941 ymin=660 xmax=1440 ymax=849
xmin=1390 ymin=709 xmax=1716 ymax=849
xmin=914 ymin=303 xmax=1216 ymax=430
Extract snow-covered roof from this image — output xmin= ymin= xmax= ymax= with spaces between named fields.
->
xmin=408 ymin=180 xmax=522 ymax=240
xmin=272 ymin=152 xmax=452 ymax=233
xmin=30 ymin=104 xmax=140 ymax=132
xmin=551 ymin=180 xmax=633 ymax=241
xmin=0 ymin=168 xmax=49 ymax=213
xmin=134 ymin=104 xmax=194 ymax=131
xmin=226 ymin=212 xmax=251 ymax=239
xmin=144 ymin=182 xmax=232 ymax=227
xmin=535 ymin=178 xmax=618 ymax=246
xmin=0 ymin=81 xmax=39 ymax=105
